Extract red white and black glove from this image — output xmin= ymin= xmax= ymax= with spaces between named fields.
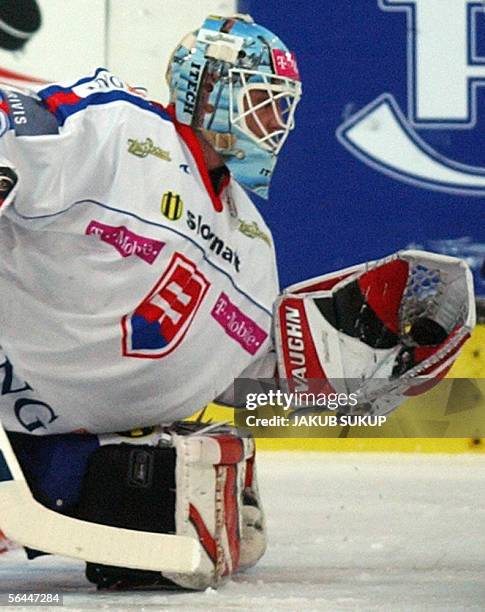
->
xmin=274 ymin=250 xmax=475 ymax=416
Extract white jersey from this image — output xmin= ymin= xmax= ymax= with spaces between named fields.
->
xmin=0 ymin=69 xmax=278 ymax=434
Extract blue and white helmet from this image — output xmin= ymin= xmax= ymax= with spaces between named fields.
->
xmin=167 ymin=14 xmax=302 ymax=198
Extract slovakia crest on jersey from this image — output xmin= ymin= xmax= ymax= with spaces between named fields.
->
xmin=122 ymin=252 xmax=210 ymax=358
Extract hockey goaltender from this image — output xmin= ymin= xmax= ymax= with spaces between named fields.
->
xmin=0 ymin=14 xmax=476 ymax=590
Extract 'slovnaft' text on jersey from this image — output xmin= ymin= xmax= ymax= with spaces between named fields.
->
xmin=0 ymin=69 xmax=279 ymax=434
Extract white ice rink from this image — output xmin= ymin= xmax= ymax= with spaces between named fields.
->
xmin=1 ymin=452 xmax=485 ymax=611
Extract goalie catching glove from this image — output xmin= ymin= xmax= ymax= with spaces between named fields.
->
xmin=274 ymin=250 xmax=475 ymax=416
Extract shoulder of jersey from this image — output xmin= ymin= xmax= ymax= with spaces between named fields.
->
xmin=0 ymin=67 xmax=173 ymax=138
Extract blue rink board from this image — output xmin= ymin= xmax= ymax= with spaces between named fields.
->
xmin=242 ymin=1 xmax=485 ymax=296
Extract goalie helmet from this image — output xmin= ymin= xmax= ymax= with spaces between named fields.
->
xmin=166 ymin=14 xmax=302 ymax=198
xmin=274 ymin=250 xmax=476 ymax=416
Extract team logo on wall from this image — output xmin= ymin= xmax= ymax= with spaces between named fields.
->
xmin=122 ymin=252 xmax=210 ymax=358
xmin=161 ymin=191 xmax=183 ymax=220
xmin=337 ymin=0 xmax=485 ymax=195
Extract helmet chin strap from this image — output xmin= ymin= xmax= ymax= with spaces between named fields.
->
xmin=199 ymin=127 xmax=276 ymax=199
xmin=195 ymin=129 xmax=229 ymax=171
xmin=199 ymin=128 xmax=238 ymax=155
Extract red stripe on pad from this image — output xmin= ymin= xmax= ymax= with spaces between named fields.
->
xmin=189 ymin=503 xmax=218 ymax=566
xmin=214 ymin=435 xmax=244 ymax=464
xmin=223 ymin=465 xmax=240 ymax=573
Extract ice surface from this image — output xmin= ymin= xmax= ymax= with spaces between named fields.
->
xmin=1 ymin=452 xmax=484 ymax=611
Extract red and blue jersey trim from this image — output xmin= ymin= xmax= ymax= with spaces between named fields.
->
xmin=37 ymin=69 xmax=172 ymax=127
xmin=0 ymin=92 xmax=13 ymax=134
xmin=0 ymin=97 xmax=10 ymax=118
xmin=35 ymin=69 xmax=225 ymax=213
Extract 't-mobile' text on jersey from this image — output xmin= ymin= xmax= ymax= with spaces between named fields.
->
xmin=0 ymin=69 xmax=278 ymax=434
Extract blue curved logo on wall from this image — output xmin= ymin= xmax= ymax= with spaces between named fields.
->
xmin=337 ymin=0 xmax=485 ymax=197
